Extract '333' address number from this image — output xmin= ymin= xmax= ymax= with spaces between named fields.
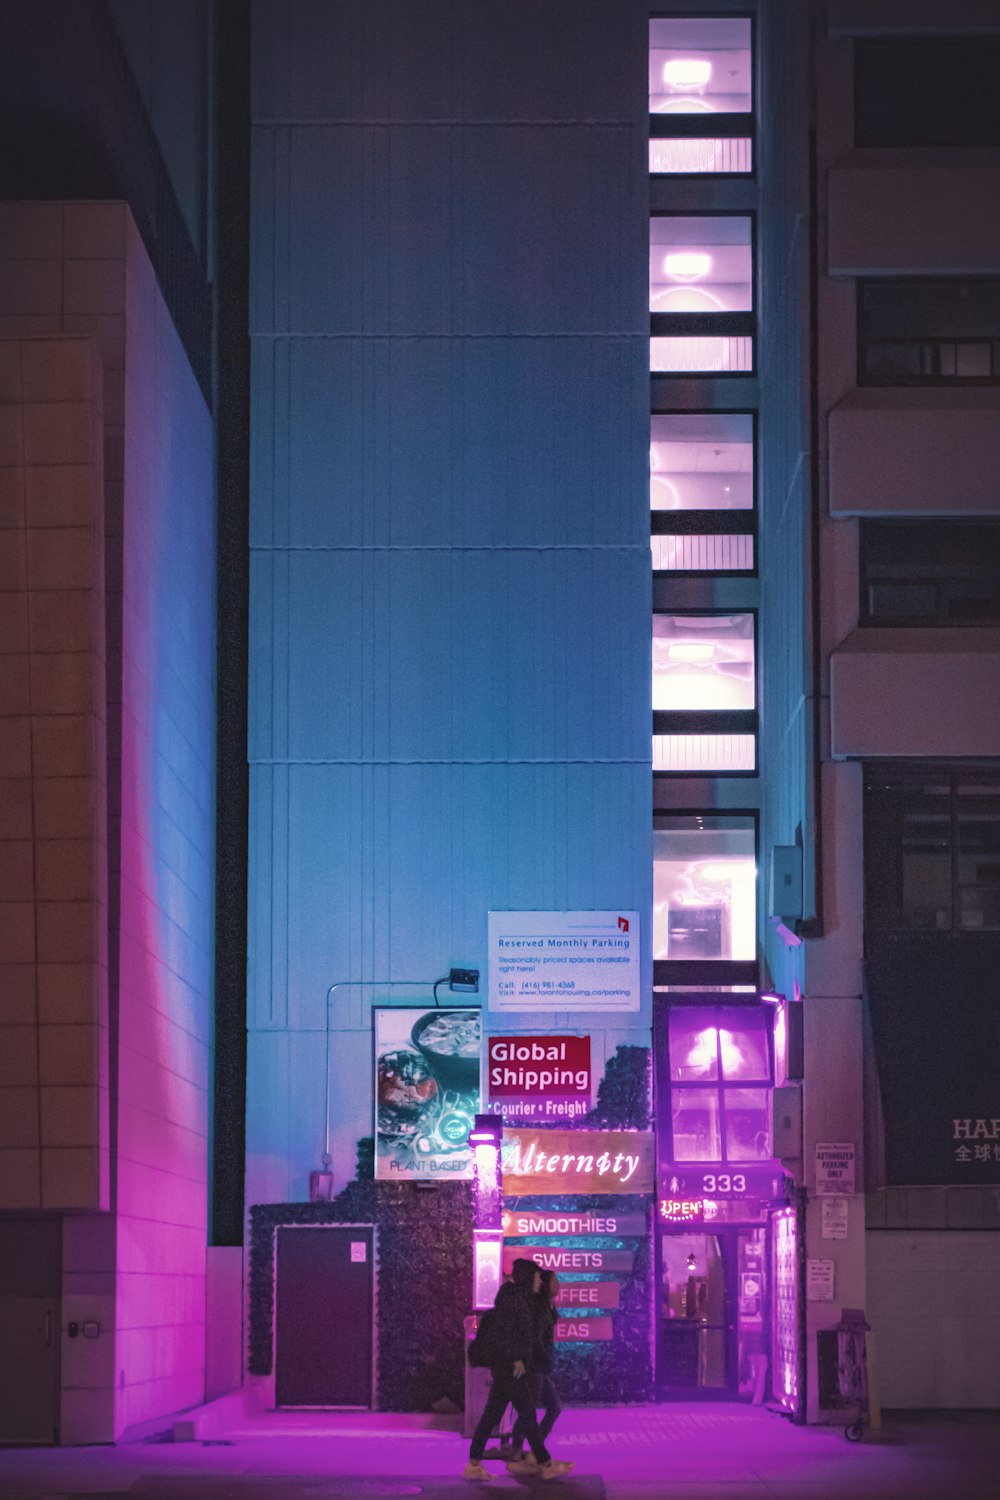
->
xmin=701 ymin=1173 xmax=747 ymax=1195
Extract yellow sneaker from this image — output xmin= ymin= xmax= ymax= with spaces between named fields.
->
xmin=463 ymin=1460 xmax=495 ymax=1481
xmin=539 ymin=1459 xmax=575 ymax=1480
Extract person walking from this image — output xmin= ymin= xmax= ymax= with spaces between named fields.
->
xmin=506 ymin=1268 xmax=563 ymax=1473
xmin=464 ymin=1258 xmax=574 ymax=1483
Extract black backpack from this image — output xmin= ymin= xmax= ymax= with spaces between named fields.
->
xmin=467 ymin=1308 xmax=500 ymax=1368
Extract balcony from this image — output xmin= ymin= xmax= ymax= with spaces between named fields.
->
xmin=828 ymin=152 xmax=1000 ymax=276
xmin=830 ymin=627 xmax=1000 ymax=757
xmin=828 ymin=389 xmax=1000 ymax=515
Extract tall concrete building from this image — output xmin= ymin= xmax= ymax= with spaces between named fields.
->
xmin=0 ymin=0 xmax=997 ymax=1445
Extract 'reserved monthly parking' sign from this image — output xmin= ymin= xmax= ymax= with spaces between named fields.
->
xmin=488 ymin=911 xmax=640 ymax=1012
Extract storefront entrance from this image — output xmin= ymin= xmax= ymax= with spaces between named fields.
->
xmin=657 ymin=1226 xmax=767 ymax=1399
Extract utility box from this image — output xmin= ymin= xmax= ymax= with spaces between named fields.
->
xmin=769 ymin=846 xmax=803 ymax=919
xmin=773 ymin=1084 xmax=803 ymax=1160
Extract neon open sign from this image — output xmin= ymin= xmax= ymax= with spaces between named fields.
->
xmin=659 ymin=1198 xmax=703 ymax=1222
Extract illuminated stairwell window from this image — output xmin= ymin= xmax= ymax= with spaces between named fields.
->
xmin=652 ymin=612 xmax=757 ymax=773
xmin=651 ymin=217 xmax=754 ymax=373
xmin=651 ymin=412 xmax=755 ymax=574
xmin=649 ymin=16 xmax=753 ymax=175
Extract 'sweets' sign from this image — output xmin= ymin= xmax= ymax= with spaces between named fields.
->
xmin=502 ymin=1246 xmax=633 ymax=1274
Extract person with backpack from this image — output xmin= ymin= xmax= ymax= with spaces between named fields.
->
xmin=505 ymin=1268 xmax=563 ymax=1472
xmin=464 ymin=1258 xmax=574 ymax=1483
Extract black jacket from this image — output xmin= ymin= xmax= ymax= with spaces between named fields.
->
xmin=488 ymin=1280 xmax=537 ymax=1372
xmin=531 ymin=1295 xmax=558 ymax=1374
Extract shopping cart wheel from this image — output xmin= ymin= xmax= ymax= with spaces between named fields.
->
xmin=844 ymin=1419 xmax=864 ymax=1442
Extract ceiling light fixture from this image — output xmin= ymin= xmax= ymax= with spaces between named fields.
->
xmin=663 ymin=251 xmax=711 ymax=282
xmin=663 ymin=58 xmax=712 ymax=90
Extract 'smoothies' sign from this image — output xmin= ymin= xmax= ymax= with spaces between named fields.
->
xmin=501 ymin=1128 xmax=654 ymax=1195
xmin=502 ymin=1209 xmax=646 ymax=1238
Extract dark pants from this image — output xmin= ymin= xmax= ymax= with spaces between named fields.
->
xmin=469 ymin=1368 xmax=551 ymax=1465
xmin=511 ymin=1372 xmax=562 ymax=1450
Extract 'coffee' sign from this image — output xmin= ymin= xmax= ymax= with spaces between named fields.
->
xmin=556 ymin=1281 xmax=620 ymax=1310
xmin=501 ymin=1128 xmax=654 ymax=1196
xmin=502 ymin=1210 xmax=646 ymax=1238
xmin=502 ymin=1246 xmax=633 ymax=1275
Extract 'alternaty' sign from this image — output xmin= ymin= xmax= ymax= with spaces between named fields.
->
xmin=501 ymin=1128 xmax=654 ymax=1195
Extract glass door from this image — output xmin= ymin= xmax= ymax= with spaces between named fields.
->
xmin=658 ymin=1231 xmax=736 ymax=1395
xmin=736 ymin=1226 xmax=767 ymax=1399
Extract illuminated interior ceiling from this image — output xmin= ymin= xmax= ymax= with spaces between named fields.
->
xmin=649 ymin=17 xmax=752 ymax=115
xmin=650 ymin=217 xmax=753 ymax=313
xmin=652 ymin=613 xmax=754 ymax=712
xmin=653 ymin=823 xmax=757 ymax=962
xmin=650 ymin=413 xmax=753 ymax=512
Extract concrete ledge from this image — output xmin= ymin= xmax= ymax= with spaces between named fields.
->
xmin=830 ymin=628 xmax=1000 ymax=757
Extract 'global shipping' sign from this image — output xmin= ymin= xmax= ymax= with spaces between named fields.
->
xmin=487 ymin=1035 xmax=591 ymax=1122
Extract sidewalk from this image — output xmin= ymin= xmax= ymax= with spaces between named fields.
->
xmin=1 ymin=1404 xmax=999 ymax=1500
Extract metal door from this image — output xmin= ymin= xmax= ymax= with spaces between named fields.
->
xmin=275 ymin=1226 xmax=374 ymax=1407
xmin=0 ymin=1296 xmax=59 ymax=1442
xmin=0 ymin=1218 xmax=60 ymax=1443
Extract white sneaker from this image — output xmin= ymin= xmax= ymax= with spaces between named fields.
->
xmin=506 ymin=1454 xmax=538 ymax=1473
xmin=463 ymin=1460 xmax=495 ymax=1481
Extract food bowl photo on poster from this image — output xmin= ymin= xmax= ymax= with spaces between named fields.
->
xmin=376 ymin=1050 xmax=439 ymax=1138
xmin=411 ymin=1009 xmax=481 ymax=1092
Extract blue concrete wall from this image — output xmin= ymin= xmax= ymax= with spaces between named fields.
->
xmin=247 ymin=0 xmax=652 ymax=1203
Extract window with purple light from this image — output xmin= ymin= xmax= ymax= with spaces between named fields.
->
xmin=650 ymin=219 xmax=752 ymax=315
xmin=660 ymin=1005 xmax=774 ymax=1166
xmin=723 ymin=1088 xmax=771 ymax=1160
xmin=651 ymin=413 xmax=755 ymax=574
xmin=654 ymin=816 xmax=756 ymax=964
xmin=671 ymin=1086 xmax=721 ymax=1162
xmin=652 ymin=615 xmax=756 ymax=776
xmin=652 ymin=614 xmax=754 ymax=713
xmin=650 ymin=217 xmax=755 ymax=374
xmin=649 ymin=17 xmax=753 ymax=175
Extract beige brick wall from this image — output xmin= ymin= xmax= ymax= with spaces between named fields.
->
xmin=0 ymin=334 xmax=110 ymax=1211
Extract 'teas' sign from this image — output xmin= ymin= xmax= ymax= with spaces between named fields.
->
xmin=555 ymin=1317 xmax=613 ymax=1342
xmin=502 ymin=1246 xmax=633 ymax=1274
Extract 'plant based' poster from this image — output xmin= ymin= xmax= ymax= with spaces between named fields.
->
xmin=374 ymin=1007 xmax=482 ymax=1180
